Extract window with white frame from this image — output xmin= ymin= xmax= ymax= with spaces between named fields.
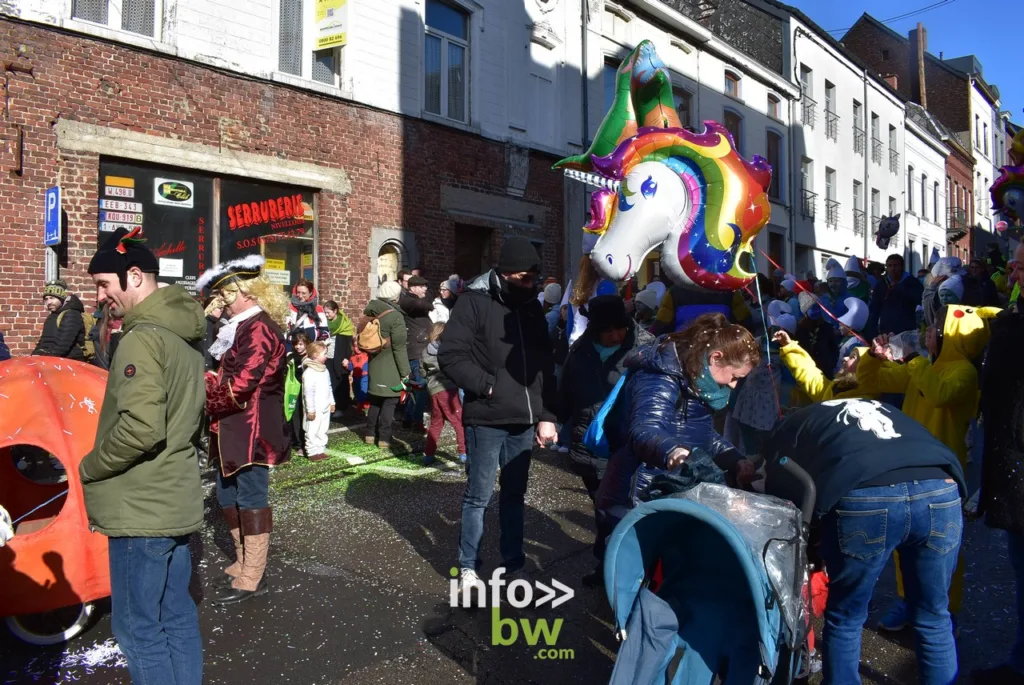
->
xmin=674 ymin=87 xmax=693 ymax=129
xmin=907 ymin=166 xmax=915 ymax=213
xmin=921 ymin=173 xmax=928 ymax=220
xmin=766 ymin=130 xmax=782 ymax=200
xmin=604 ymin=62 xmax=619 ymax=115
xmin=767 ymin=94 xmax=781 ymax=120
xmin=72 ymin=0 xmax=160 ymax=37
xmin=725 ymin=71 xmax=741 ymax=99
xmin=983 ymin=122 xmax=989 ymax=156
xmin=889 ymin=196 xmax=897 ymax=216
xmin=424 ymin=0 xmax=470 ymax=123
xmin=933 ymin=181 xmax=939 ymax=222
xmin=278 ymin=0 xmax=345 ymax=86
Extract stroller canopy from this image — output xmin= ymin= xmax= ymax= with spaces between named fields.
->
xmin=603 ymin=485 xmax=802 ymax=684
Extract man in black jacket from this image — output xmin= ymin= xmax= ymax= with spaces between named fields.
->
xmin=32 ymin=279 xmax=87 ymax=360
xmin=400 ymin=275 xmax=433 ymax=430
xmin=439 ymin=237 xmax=558 ymax=596
xmin=763 ymin=400 xmax=965 ymax=685
xmin=972 ymin=243 xmax=1024 ymax=685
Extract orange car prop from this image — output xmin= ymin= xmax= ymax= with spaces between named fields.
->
xmin=0 ymin=357 xmax=110 ymax=623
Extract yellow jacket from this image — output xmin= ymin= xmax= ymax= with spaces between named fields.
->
xmin=856 ymin=305 xmax=999 ymax=464
xmin=780 ymin=342 xmax=878 ymax=402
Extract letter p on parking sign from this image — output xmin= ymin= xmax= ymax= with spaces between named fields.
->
xmin=44 ymin=186 xmax=61 ymax=246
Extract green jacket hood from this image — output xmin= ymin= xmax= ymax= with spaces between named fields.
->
xmin=123 ymin=285 xmax=205 ymax=343
xmin=364 ymin=299 xmax=399 ymax=317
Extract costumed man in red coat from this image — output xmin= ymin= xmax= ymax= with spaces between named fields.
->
xmin=197 ymin=254 xmax=291 ymax=605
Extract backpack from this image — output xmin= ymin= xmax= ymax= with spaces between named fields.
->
xmin=58 ymin=310 xmax=96 ymax=362
xmin=357 ymin=308 xmax=394 ymax=355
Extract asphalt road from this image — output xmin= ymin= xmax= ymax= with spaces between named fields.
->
xmin=0 ymin=420 xmax=1017 ymax=684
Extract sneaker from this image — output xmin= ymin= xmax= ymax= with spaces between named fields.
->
xmin=557 ymin=446 xmax=569 ymax=454
xmin=363 ymin=435 xmax=375 ymax=445
xmin=971 ymin=665 xmax=1024 ymax=684
xmin=458 ymin=453 xmax=467 ymax=463
xmin=877 ymin=601 xmax=909 ymax=632
xmin=308 ymin=453 xmax=330 ymax=462
xmin=422 ymin=454 xmax=436 ymax=465
xmin=457 ymin=568 xmax=486 ymax=606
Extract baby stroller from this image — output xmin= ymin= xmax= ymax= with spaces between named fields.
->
xmin=603 ymin=458 xmax=816 ymax=684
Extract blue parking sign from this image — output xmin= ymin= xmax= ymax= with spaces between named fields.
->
xmin=44 ymin=186 xmax=61 ymax=246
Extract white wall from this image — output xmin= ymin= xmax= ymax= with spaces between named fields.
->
xmin=969 ymin=79 xmax=1000 ymax=231
xmin=789 ymin=18 xmax=906 ymax=276
xmin=903 ymin=120 xmax=948 ymax=273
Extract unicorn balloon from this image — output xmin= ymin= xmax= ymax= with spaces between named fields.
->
xmin=557 ymin=42 xmax=772 ymax=291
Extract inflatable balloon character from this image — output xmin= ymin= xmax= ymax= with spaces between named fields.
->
xmin=556 ymin=40 xmax=772 ymax=292
xmin=875 ymin=214 xmax=901 ymax=250
xmin=991 ymin=165 xmax=1024 ymax=222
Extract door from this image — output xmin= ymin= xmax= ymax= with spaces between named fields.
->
xmin=454 ymin=224 xmax=493 ymax=280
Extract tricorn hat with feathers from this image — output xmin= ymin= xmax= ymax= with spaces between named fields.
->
xmin=196 ymin=254 xmax=266 ymax=292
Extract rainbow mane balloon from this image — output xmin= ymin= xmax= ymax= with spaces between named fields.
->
xmin=991 ymin=165 xmax=1024 ymax=222
xmin=556 ymin=41 xmax=772 ymax=291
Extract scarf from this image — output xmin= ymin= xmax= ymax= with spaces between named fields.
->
xmin=291 ymin=294 xmax=320 ymax=324
xmin=209 ymin=306 xmax=263 ymax=361
xmin=693 ymin=356 xmax=732 ymax=411
xmin=302 ymin=357 xmax=327 ymax=372
xmin=593 ymin=342 xmax=621 ymax=363
xmin=328 ymin=310 xmax=355 ymax=337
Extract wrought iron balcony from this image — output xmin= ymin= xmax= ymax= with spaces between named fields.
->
xmin=801 ymin=188 xmax=817 ymax=219
xmin=871 ymin=137 xmax=883 ymax=164
xmin=889 ymin=148 xmax=900 ymax=174
xmin=853 ymin=208 xmax=866 ymax=236
xmin=853 ymin=126 xmax=866 ymax=155
xmin=802 ymin=94 xmax=817 ymax=129
xmin=947 ymin=207 xmax=969 ymax=238
xmin=826 ymin=198 xmax=840 ymax=228
xmin=826 ymin=110 xmax=839 ymax=141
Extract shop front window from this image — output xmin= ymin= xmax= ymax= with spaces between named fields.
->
xmin=219 ymin=178 xmax=316 ymax=291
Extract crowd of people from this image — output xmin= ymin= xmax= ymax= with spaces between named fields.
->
xmin=2 ymin=228 xmax=1024 ymax=685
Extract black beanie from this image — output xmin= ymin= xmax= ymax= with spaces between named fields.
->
xmin=581 ymin=295 xmax=630 ymax=333
xmin=88 ymin=228 xmax=159 ymax=279
xmin=497 ymin=236 xmax=541 ymax=274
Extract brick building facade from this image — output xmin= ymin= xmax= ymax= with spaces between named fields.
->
xmin=0 ymin=18 xmax=564 ymax=355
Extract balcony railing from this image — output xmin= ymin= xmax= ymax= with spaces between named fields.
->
xmin=871 ymin=213 xmax=880 ymax=234
xmin=853 ymin=208 xmax=866 ymax=236
xmin=889 ymin=148 xmax=900 ymax=174
xmin=801 ymin=188 xmax=817 ymax=219
xmin=825 ymin=110 xmax=839 ymax=141
xmin=853 ymin=126 xmax=866 ymax=155
xmin=802 ymin=94 xmax=817 ymax=129
xmin=826 ymin=198 xmax=840 ymax=228
xmin=871 ymin=137 xmax=883 ymax=164
xmin=947 ymin=207 xmax=969 ymax=238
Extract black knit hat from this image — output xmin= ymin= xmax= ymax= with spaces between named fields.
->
xmin=581 ymin=295 xmax=630 ymax=333
xmin=497 ymin=236 xmax=541 ymax=274
xmin=88 ymin=227 xmax=159 ymax=279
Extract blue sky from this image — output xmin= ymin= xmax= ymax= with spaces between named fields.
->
xmin=786 ymin=0 xmax=1022 ymax=124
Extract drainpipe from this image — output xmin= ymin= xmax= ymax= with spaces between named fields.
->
xmin=863 ymin=69 xmax=871 ymax=262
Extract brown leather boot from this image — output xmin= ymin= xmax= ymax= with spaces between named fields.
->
xmin=214 ymin=507 xmax=271 ymax=605
xmin=223 ymin=506 xmax=243 ymax=578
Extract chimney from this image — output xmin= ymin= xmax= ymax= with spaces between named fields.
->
xmin=909 ymin=22 xmax=928 ymax=108
xmin=883 ymin=74 xmax=898 ymax=90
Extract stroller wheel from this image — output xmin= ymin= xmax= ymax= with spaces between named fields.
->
xmin=5 ymin=601 xmax=95 ymax=645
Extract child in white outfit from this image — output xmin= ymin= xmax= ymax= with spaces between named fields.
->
xmin=302 ymin=341 xmax=335 ymax=461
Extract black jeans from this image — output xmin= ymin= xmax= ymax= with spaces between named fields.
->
xmin=366 ymin=396 xmax=399 ymax=444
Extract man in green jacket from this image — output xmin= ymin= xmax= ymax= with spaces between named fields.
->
xmin=81 ymin=228 xmax=206 ymax=685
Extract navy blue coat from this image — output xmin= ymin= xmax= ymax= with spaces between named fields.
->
xmin=868 ymin=272 xmax=924 ymax=337
xmin=596 ymin=340 xmax=742 ymax=513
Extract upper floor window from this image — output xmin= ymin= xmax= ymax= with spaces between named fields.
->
xmin=278 ymin=0 xmax=345 ymax=86
xmin=72 ymin=0 xmax=159 ymax=37
xmin=983 ymin=122 xmax=989 ymax=156
xmin=824 ymin=81 xmax=835 ymax=113
xmin=674 ymin=88 xmax=693 ymax=129
xmin=921 ymin=174 xmax=928 ymax=220
xmin=799 ymin=64 xmax=812 ymax=97
xmin=425 ymin=0 xmax=469 ymax=122
xmin=604 ymin=62 xmax=619 ymax=114
xmin=767 ymin=94 xmax=781 ymax=120
xmin=724 ymin=71 xmax=741 ymax=99
xmin=766 ymin=130 xmax=782 ymax=200
xmin=723 ymin=110 xmax=742 ymax=153
xmin=907 ymin=165 xmax=915 ymax=213
xmin=975 ymin=114 xmax=981 ymax=149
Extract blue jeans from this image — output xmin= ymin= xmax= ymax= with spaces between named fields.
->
xmin=108 ymin=536 xmax=203 ymax=685
xmin=404 ymin=359 xmax=428 ymax=425
xmin=820 ymin=480 xmax=961 ymax=685
xmin=216 ymin=464 xmax=270 ymax=509
xmin=1008 ymin=532 xmax=1024 ymax=674
xmin=459 ymin=424 xmax=534 ymax=572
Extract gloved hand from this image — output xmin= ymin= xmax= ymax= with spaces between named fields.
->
xmin=0 ymin=505 xmax=14 ymax=547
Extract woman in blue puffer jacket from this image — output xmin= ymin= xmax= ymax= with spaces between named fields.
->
xmin=596 ymin=313 xmax=761 ymax=524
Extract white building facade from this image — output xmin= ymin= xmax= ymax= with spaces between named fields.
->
xmin=967 ymin=77 xmax=1001 ymax=233
xmin=903 ymin=118 xmax=950 ymax=273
